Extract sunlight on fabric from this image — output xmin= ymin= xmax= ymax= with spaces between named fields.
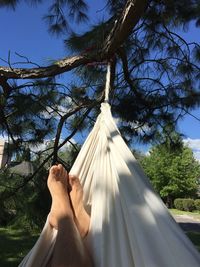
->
xmin=19 ymin=68 xmax=200 ymax=266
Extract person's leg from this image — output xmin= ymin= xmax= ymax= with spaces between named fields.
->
xmin=69 ymin=175 xmax=90 ymax=238
xmin=47 ymin=164 xmax=93 ymax=267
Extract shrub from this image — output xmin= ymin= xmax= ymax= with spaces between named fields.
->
xmin=182 ymin=199 xmax=195 ymax=212
xmin=194 ymin=199 xmax=200 ymax=211
xmin=174 ymin=198 xmax=195 ymax=211
xmin=174 ymin=198 xmax=184 ymax=210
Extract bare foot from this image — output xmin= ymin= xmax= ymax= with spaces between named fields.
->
xmin=47 ymin=164 xmax=73 ymax=229
xmin=69 ymin=175 xmax=90 ymax=238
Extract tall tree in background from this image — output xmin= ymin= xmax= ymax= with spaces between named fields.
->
xmin=141 ymin=134 xmax=200 ymax=207
xmin=0 ymin=0 xmax=200 ymax=201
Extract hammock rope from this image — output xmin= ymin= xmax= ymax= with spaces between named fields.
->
xmin=104 ymin=63 xmax=111 ymax=103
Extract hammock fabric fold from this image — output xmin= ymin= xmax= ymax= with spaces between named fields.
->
xmin=19 ymin=102 xmax=200 ymax=267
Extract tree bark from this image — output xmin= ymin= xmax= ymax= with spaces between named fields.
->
xmin=0 ymin=54 xmax=96 ymax=79
xmin=102 ymin=0 xmax=148 ymax=56
xmin=0 ymin=0 xmax=147 ymax=80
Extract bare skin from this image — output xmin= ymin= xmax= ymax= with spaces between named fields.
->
xmin=69 ymin=175 xmax=90 ymax=238
xmin=47 ymin=164 xmax=73 ymax=227
xmin=47 ymin=164 xmax=93 ymax=267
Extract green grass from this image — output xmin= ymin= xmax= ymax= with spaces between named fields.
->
xmin=169 ymin=209 xmax=200 ymax=251
xmin=186 ymin=231 xmax=200 ymax=252
xmin=0 ymin=225 xmax=199 ymax=266
xmin=169 ymin=209 xmax=200 ymax=220
xmin=0 ymin=227 xmax=39 ymax=267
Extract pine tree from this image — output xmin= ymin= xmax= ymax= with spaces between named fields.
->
xmin=0 ymin=0 xmax=200 ymax=200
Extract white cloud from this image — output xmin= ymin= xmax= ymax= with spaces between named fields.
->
xmin=30 ymin=138 xmax=76 ymax=153
xmin=0 ymin=135 xmax=9 ymax=142
xmin=113 ymin=118 xmax=151 ymax=133
xmin=141 ymin=138 xmax=200 ymax=161
xmin=30 ymin=140 xmax=50 ymax=153
xmin=0 ymin=133 xmax=76 ymax=154
xmin=193 ymin=151 xmax=200 ymax=161
xmin=113 ymin=117 xmax=121 ymax=125
xmin=183 ymin=138 xmax=200 ymax=151
xmin=183 ymin=138 xmax=200 ymax=162
xmin=145 ymin=151 xmax=150 ymax=156
xmin=42 ymin=105 xmax=71 ymax=119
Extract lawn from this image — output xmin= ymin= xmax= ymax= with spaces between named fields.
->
xmin=187 ymin=231 xmax=200 ymax=251
xmin=0 ymin=227 xmax=39 ymax=267
xmin=169 ymin=209 xmax=200 ymax=220
xmin=169 ymin=209 xmax=200 ymax=252
xmin=0 ymin=217 xmax=199 ymax=266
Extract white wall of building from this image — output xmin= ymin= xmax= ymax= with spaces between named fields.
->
xmin=0 ymin=140 xmax=10 ymax=168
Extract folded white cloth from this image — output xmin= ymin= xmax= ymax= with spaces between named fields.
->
xmin=19 ymin=103 xmax=200 ymax=267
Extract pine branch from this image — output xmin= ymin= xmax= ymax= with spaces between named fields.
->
xmin=102 ymin=0 xmax=148 ymax=56
xmin=117 ymin=48 xmax=141 ymax=98
xmin=0 ymin=106 xmax=93 ymax=201
xmin=0 ymin=0 xmax=148 ymax=79
xmin=0 ymin=77 xmax=13 ymax=96
xmin=52 ymin=100 xmax=100 ymax=164
xmin=0 ymin=54 xmax=94 ymax=79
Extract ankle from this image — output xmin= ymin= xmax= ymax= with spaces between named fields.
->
xmin=75 ymin=211 xmax=90 ymax=238
xmin=57 ymin=216 xmax=74 ymax=230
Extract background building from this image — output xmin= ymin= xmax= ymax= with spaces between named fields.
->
xmin=0 ymin=140 xmax=11 ymax=169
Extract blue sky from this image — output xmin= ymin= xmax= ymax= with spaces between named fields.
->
xmin=0 ymin=2 xmax=200 ymax=159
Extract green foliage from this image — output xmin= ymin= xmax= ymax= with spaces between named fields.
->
xmin=44 ymin=0 xmax=89 ymax=35
xmin=0 ymin=165 xmax=50 ymax=230
xmin=141 ymin=136 xmax=200 ymax=206
xmin=0 ymin=0 xmax=19 ymax=9
xmin=186 ymin=231 xmax=200 ymax=252
xmin=182 ymin=199 xmax=195 ymax=212
xmin=58 ymin=143 xmax=81 ymax=169
xmin=0 ymin=140 xmax=81 ymax=229
xmin=174 ymin=198 xmax=196 ymax=212
xmin=174 ymin=198 xmax=184 ymax=210
xmin=66 ymin=21 xmax=112 ymax=53
xmin=1 ymin=0 xmax=200 ymax=229
xmin=0 ymin=0 xmax=89 ymax=34
xmin=36 ymin=140 xmax=81 ymax=170
xmin=64 ymin=1 xmax=200 ymax=143
xmin=132 ymin=149 xmax=145 ymax=162
xmin=0 ymin=78 xmax=63 ymax=150
xmin=1 ymin=0 xmax=200 ymax=144
xmin=194 ymin=199 xmax=200 ymax=211
xmin=0 ymin=227 xmax=39 ymax=267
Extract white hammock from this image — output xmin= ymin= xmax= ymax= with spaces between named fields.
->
xmin=19 ymin=66 xmax=200 ymax=267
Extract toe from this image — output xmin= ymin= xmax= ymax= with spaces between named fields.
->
xmin=57 ymin=164 xmax=63 ymax=176
xmin=49 ymin=165 xmax=59 ymax=177
xmin=62 ymin=166 xmax=69 ymax=181
xmin=57 ymin=164 xmax=68 ymax=181
xmin=69 ymin=175 xmax=83 ymax=196
xmin=69 ymin=175 xmax=79 ymax=187
xmin=53 ymin=165 xmax=63 ymax=181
